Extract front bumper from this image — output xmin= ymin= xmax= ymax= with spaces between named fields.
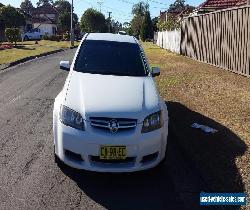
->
xmin=54 ymin=119 xmax=168 ymax=172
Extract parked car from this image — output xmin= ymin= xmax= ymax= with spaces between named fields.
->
xmin=21 ymin=28 xmax=42 ymax=41
xmin=53 ymin=33 xmax=169 ymax=172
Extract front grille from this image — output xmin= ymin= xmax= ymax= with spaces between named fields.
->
xmin=90 ymin=156 xmax=135 ymax=164
xmin=90 ymin=117 xmax=137 ymax=132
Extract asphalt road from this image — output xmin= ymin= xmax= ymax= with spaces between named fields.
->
xmin=0 ymin=50 xmax=202 ymax=210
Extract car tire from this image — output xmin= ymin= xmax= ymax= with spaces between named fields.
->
xmin=24 ymin=36 xmax=29 ymax=41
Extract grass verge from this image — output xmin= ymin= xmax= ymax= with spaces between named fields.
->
xmin=0 ymin=40 xmax=80 ymax=65
xmin=142 ymin=42 xmax=250 ymax=200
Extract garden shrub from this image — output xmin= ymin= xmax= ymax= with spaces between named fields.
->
xmin=5 ymin=28 xmax=20 ymax=46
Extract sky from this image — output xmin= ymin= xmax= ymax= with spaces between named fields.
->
xmin=0 ymin=0 xmax=204 ymax=23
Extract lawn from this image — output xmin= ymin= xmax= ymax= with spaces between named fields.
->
xmin=0 ymin=40 xmax=80 ymax=65
xmin=142 ymin=42 xmax=250 ymax=199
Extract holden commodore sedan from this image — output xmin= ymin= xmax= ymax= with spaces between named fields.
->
xmin=53 ymin=33 xmax=169 ymax=172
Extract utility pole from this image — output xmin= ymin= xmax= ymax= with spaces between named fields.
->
xmin=70 ymin=0 xmax=74 ymax=48
xmin=108 ymin=12 xmax=112 ymax=33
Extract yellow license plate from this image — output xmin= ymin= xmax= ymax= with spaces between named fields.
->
xmin=100 ymin=146 xmax=127 ymax=160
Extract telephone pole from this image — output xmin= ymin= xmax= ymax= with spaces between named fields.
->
xmin=108 ymin=12 xmax=112 ymax=33
xmin=70 ymin=0 xmax=74 ymax=48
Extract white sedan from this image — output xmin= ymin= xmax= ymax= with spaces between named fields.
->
xmin=53 ymin=33 xmax=169 ymax=172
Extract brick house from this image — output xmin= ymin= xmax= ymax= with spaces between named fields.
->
xmin=159 ymin=5 xmax=195 ymax=23
xmin=194 ymin=0 xmax=249 ymax=14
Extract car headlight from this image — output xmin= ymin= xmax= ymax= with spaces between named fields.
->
xmin=141 ymin=111 xmax=163 ymax=133
xmin=60 ymin=105 xmax=85 ymax=130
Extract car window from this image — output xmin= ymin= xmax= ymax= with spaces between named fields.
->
xmin=74 ymin=40 xmax=148 ymax=76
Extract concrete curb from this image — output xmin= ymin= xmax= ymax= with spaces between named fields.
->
xmin=0 ymin=46 xmax=78 ymax=71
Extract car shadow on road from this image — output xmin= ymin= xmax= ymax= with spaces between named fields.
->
xmin=166 ymin=101 xmax=247 ymax=210
xmin=59 ymin=156 xmax=184 ymax=210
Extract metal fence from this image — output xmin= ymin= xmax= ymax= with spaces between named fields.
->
xmin=181 ymin=6 xmax=250 ymax=76
xmin=155 ymin=6 xmax=250 ymax=77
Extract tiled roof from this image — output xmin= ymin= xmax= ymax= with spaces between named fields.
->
xmin=32 ymin=3 xmax=58 ymax=15
xmin=198 ymin=0 xmax=247 ymax=10
xmin=32 ymin=16 xmax=56 ymax=24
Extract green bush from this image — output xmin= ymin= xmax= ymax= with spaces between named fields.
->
xmin=43 ymin=34 xmax=62 ymax=41
xmin=5 ymin=28 xmax=20 ymax=45
xmin=43 ymin=34 xmax=49 ymax=40
xmin=50 ymin=35 xmax=61 ymax=41
xmin=56 ymin=35 xmax=62 ymax=41
xmin=63 ymin=32 xmax=70 ymax=41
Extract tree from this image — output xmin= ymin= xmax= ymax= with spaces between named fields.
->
xmin=54 ymin=0 xmax=78 ymax=33
xmin=157 ymin=16 xmax=180 ymax=31
xmin=152 ymin=17 xmax=158 ymax=32
xmin=110 ymin=20 xmax=122 ymax=33
xmin=130 ymin=15 xmax=143 ymax=38
xmin=80 ymin=9 xmax=107 ymax=33
xmin=132 ymin=1 xmax=149 ymax=16
xmin=20 ymin=0 xmax=34 ymax=14
xmin=0 ymin=3 xmax=4 ymax=7
xmin=53 ymin=0 xmax=71 ymax=13
xmin=37 ymin=0 xmax=54 ymax=7
xmin=140 ymin=11 xmax=153 ymax=41
xmin=168 ymin=0 xmax=185 ymax=13
xmin=0 ymin=5 xmax=25 ymax=28
xmin=130 ymin=1 xmax=150 ymax=38
xmin=58 ymin=12 xmax=78 ymax=32
xmin=122 ymin=22 xmax=132 ymax=35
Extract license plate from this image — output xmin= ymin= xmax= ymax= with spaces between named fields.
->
xmin=100 ymin=146 xmax=127 ymax=160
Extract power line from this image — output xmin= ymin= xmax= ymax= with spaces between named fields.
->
xmin=117 ymin=0 xmax=167 ymax=10
xmin=81 ymin=0 xmax=132 ymax=18
xmin=148 ymin=0 xmax=168 ymax=6
xmin=101 ymin=4 xmax=132 ymax=17
xmin=97 ymin=1 xmax=103 ymax=12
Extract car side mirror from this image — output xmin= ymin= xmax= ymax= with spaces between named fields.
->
xmin=60 ymin=61 xmax=70 ymax=71
xmin=151 ymin=67 xmax=160 ymax=77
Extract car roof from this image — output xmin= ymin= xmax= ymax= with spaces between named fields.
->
xmin=86 ymin=33 xmax=137 ymax=44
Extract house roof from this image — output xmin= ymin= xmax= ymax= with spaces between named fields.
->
xmin=32 ymin=3 xmax=58 ymax=15
xmin=197 ymin=0 xmax=247 ymax=11
xmin=87 ymin=33 xmax=137 ymax=44
xmin=32 ymin=16 xmax=56 ymax=24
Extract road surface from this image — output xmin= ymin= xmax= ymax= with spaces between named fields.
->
xmin=0 ymin=50 xmax=203 ymax=210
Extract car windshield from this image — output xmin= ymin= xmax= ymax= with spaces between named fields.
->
xmin=74 ymin=40 xmax=148 ymax=76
